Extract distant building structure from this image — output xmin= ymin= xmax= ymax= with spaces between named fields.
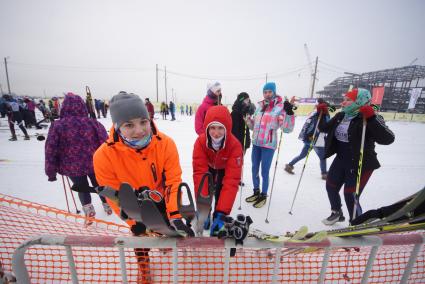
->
xmin=317 ymin=65 xmax=425 ymax=113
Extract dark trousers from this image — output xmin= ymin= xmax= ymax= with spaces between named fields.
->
xmin=326 ymin=156 xmax=373 ymax=221
xmin=69 ymin=173 xmax=106 ymax=206
xmin=207 ymin=167 xmax=225 ymax=214
xmin=8 ymin=111 xmax=29 ymax=137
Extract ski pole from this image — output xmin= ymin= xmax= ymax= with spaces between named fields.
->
xmin=61 ymin=175 xmax=71 ymax=213
xmin=238 ymin=123 xmax=248 ymax=210
xmin=265 ymin=129 xmax=284 ymax=223
xmin=65 ymin=176 xmax=81 ymax=214
xmin=289 ymin=111 xmax=323 ymax=215
xmin=352 ymin=116 xmax=367 ymax=222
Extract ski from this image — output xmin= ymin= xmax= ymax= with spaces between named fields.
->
xmin=249 ymin=225 xmax=309 ymax=242
xmin=328 ymin=213 xmax=425 ymax=238
xmin=117 ymin=183 xmax=181 ymax=237
xmin=194 ymin=173 xmax=215 ymax=236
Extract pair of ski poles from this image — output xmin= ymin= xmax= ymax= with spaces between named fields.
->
xmin=61 ymin=175 xmax=81 ymax=214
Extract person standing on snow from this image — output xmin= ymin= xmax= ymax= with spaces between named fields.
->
xmin=169 ymin=101 xmax=176 ymax=121
xmin=245 ymin=82 xmax=295 ymax=208
xmin=45 ymin=93 xmax=112 ymax=219
xmin=192 ymin=105 xmax=243 ymax=236
xmin=3 ymin=94 xmax=30 ymax=141
xmin=144 ymin=98 xmax=155 ymax=120
xmin=93 ymin=91 xmax=194 ymax=237
xmin=231 ymin=92 xmax=256 ymax=153
xmin=194 ymin=82 xmax=222 ymax=135
xmin=318 ymin=88 xmax=395 ymax=225
xmin=284 ymin=98 xmax=331 ymax=180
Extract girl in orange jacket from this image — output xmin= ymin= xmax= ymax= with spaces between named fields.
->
xmin=94 ymin=91 xmax=193 ymax=237
xmin=192 ymin=105 xmax=243 ymax=236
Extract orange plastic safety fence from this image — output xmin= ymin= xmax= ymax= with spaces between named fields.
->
xmin=1 ymin=193 xmax=425 ymax=283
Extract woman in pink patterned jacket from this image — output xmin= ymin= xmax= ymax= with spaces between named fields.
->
xmin=244 ymin=82 xmax=295 ymax=208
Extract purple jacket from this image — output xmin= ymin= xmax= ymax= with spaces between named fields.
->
xmin=195 ymin=92 xmax=218 ymax=135
xmin=45 ymin=94 xmax=108 ymax=180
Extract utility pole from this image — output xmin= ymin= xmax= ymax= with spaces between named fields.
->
xmin=310 ymin=56 xmax=318 ymax=98
xmin=155 ymin=64 xmax=159 ymax=102
xmin=4 ymin=57 xmax=11 ymax=94
xmin=164 ymin=66 xmax=168 ymax=104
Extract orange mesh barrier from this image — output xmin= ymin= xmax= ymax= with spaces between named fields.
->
xmin=1 ymin=193 xmax=425 ymax=283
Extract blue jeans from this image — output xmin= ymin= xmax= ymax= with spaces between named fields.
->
xmin=251 ymin=145 xmax=275 ymax=195
xmin=69 ymin=173 xmax=106 ymax=206
xmin=289 ymin=142 xmax=327 ymax=174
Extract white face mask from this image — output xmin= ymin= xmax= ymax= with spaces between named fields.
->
xmin=211 ymin=135 xmax=224 ymax=151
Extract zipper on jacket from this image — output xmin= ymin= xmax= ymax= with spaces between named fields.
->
xmin=151 ymin=163 xmax=158 ymax=182
xmin=255 ymin=111 xmax=265 ymax=145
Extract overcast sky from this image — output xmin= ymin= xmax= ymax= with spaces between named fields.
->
xmin=1 ymin=0 xmax=424 ymax=103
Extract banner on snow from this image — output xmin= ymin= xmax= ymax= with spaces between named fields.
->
xmin=408 ymin=88 xmax=422 ymax=110
xmin=371 ymin=86 xmax=385 ymax=105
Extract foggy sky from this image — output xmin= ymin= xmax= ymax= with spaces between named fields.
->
xmin=1 ymin=0 xmax=424 ymax=103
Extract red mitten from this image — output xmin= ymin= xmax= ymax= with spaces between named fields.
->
xmin=316 ymin=103 xmax=329 ymax=114
xmin=359 ymin=105 xmax=375 ymax=119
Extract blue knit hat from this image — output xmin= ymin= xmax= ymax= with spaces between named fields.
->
xmin=263 ymin=82 xmax=276 ymax=94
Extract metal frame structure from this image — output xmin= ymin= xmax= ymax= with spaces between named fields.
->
xmin=12 ymin=234 xmax=425 ymax=284
xmin=317 ymin=65 xmax=425 ymax=113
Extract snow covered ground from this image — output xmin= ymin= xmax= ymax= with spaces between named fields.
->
xmin=1 ymin=110 xmax=424 ymax=235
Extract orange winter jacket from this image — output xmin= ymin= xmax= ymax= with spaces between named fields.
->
xmin=192 ymin=105 xmax=243 ymax=215
xmin=94 ymin=122 xmax=182 ymax=226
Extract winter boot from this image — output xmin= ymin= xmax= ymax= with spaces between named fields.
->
xmin=322 ymin=209 xmax=345 ymax=226
xmin=102 ymin=202 xmax=113 ymax=215
xmin=9 ymin=135 xmax=17 ymax=141
xmin=83 ymin=203 xmax=96 ymax=225
xmin=245 ymin=189 xmax=260 ymax=203
xmin=284 ymin=164 xmax=295 ymax=174
xmin=253 ymin=193 xmax=267 ymax=208
xmin=321 ymin=173 xmax=327 ymax=180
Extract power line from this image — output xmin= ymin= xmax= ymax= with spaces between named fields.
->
xmin=8 ymin=61 xmax=154 ymax=72
xmin=318 ymin=59 xmax=359 ymax=74
xmin=158 ymin=64 xmax=309 ymax=82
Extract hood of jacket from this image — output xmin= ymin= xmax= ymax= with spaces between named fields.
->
xmin=60 ymin=93 xmax=88 ymax=119
xmin=203 ymin=105 xmax=232 ymax=149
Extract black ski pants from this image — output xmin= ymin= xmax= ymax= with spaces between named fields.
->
xmin=326 ymin=155 xmax=373 ymax=222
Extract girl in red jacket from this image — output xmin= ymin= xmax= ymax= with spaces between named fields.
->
xmin=192 ymin=105 xmax=243 ymax=236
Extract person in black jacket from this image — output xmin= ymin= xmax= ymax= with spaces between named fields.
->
xmin=318 ymin=88 xmax=395 ymax=225
xmin=230 ymin=92 xmax=255 ymax=153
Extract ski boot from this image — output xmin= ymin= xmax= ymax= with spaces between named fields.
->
xmin=9 ymin=135 xmax=17 ymax=141
xmin=24 ymin=135 xmax=30 ymax=140
xmin=321 ymin=173 xmax=327 ymax=180
xmin=322 ymin=209 xmax=345 ymax=225
xmin=253 ymin=193 xmax=267 ymax=208
xmin=284 ymin=164 xmax=295 ymax=174
xmin=102 ymin=202 xmax=113 ymax=215
xmin=83 ymin=203 xmax=96 ymax=226
xmin=245 ymin=189 xmax=260 ymax=203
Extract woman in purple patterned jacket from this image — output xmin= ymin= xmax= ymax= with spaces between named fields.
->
xmin=45 ymin=93 xmax=111 ymax=219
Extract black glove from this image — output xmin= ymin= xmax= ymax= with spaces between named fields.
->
xmin=283 ymin=101 xmax=294 ymax=115
xmin=170 ymin=218 xmax=195 ymax=237
xmin=351 ymin=209 xmax=382 ymax=225
xmin=71 ymin=183 xmax=98 ymax=193
xmin=131 ymin=222 xmax=147 ymax=236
